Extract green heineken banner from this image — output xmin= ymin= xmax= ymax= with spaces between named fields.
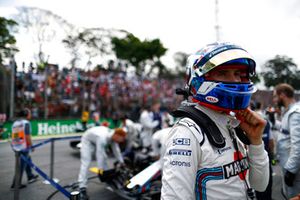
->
xmin=0 ymin=118 xmax=120 ymax=140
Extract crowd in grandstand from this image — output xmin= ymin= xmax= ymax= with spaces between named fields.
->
xmin=14 ymin=63 xmax=184 ymax=120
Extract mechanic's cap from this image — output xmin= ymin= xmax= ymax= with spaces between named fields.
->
xmin=114 ymin=128 xmax=127 ymax=138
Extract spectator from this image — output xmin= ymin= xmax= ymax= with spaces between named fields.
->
xmin=14 ymin=63 xmax=184 ymax=119
xmin=273 ymin=83 xmax=300 ymax=199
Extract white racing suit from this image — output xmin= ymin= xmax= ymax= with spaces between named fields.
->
xmin=161 ymin=106 xmax=269 ymax=200
xmin=78 ymin=126 xmax=124 ymax=188
xmin=139 ymin=110 xmax=159 ymax=148
xmin=151 ymin=127 xmax=172 ymax=158
xmin=124 ymin=119 xmax=142 ymax=150
xmin=276 ymin=102 xmax=300 ymax=198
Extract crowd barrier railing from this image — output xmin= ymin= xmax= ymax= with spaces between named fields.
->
xmin=13 ymin=136 xmax=82 ymax=200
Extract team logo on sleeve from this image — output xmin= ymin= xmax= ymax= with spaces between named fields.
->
xmin=173 ymin=138 xmax=190 ymax=146
xmin=170 ymin=160 xmax=191 ymax=167
xmin=169 ymin=149 xmax=192 ymax=156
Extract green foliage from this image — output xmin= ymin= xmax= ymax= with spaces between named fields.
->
xmin=111 ymin=33 xmax=167 ymax=76
xmin=0 ymin=17 xmax=18 ymax=64
xmin=62 ymin=28 xmax=112 ymax=68
xmin=250 ymin=73 xmax=260 ymax=84
xmin=261 ymin=55 xmax=300 ymax=90
xmin=173 ymin=51 xmax=188 ymax=76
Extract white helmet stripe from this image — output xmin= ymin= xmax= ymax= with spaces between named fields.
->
xmin=201 ymin=49 xmax=254 ymax=74
xmin=197 ymin=82 xmax=220 ymax=95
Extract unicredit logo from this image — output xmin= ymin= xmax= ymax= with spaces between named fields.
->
xmin=205 ymin=96 xmax=219 ymax=103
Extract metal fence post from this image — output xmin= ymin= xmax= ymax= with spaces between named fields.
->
xmin=9 ymin=57 xmax=15 ymax=120
xmin=50 ymin=139 xmax=54 ymax=179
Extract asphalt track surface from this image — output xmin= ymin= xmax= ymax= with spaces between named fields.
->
xmin=0 ymin=136 xmax=286 ymax=200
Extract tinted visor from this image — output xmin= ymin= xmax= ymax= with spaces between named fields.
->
xmin=204 ymin=64 xmax=250 ymax=83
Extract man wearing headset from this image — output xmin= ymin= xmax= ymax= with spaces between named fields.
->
xmin=161 ymin=42 xmax=269 ymax=200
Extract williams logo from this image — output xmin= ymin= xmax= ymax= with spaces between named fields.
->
xmin=169 ymin=149 xmax=192 ymax=156
xmin=173 ymin=138 xmax=190 ymax=146
xmin=205 ymin=96 xmax=219 ymax=103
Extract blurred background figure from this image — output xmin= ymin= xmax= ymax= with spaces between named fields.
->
xmin=152 ymin=101 xmax=162 ymax=133
xmin=139 ymin=102 xmax=160 ymax=153
xmin=161 ymin=111 xmax=174 ymax=129
xmin=273 ymin=83 xmax=300 ymax=199
xmin=10 ymin=108 xmax=39 ymax=190
xmin=92 ymin=111 xmax=100 ymax=126
xmin=120 ymin=114 xmax=142 ymax=160
xmin=150 ymin=127 xmax=172 ymax=162
xmin=252 ymin=101 xmax=274 ymax=200
xmin=0 ymin=113 xmax=6 ymax=140
xmin=80 ymin=110 xmax=90 ymax=131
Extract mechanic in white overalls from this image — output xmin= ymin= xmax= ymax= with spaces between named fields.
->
xmin=77 ymin=126 xmax=127 ymax=200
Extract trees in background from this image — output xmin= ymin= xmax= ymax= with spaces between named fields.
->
xmin=10 ymin=7 xmax=300 ymax=87
xmin=173 ymin=51 xmax=188 ymax=77
xmin=0 ymin=17 xmax=18 ymax=65
xmin=261 ymin=55 xmax=300 ymax=90
xmin=14 ymin=6 xmax=73 ymax=69
xmin=62 ymin=28 xmax=120 ymax=69
xmin=111 ymin=33 xmax=167 ymax=76
xmin=0 ymin=17 xmax=18 ymax=117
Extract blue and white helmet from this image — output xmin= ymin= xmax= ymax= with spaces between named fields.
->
xmin=186 ymin=42 xmax=257 ymax=113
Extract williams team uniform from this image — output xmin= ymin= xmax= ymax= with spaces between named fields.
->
xmin=277 ymin=102 xmax=300 ymax=198
xmin=78 ymin=126 xmax=124 ymax=189
xmin=161 ymin=106 xmax=269 ymax=200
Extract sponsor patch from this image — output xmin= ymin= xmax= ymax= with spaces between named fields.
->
xmin=170 ymin=160 xmax=191 ymax=167
xmin=173 ymin=138 xmax=190 ymax=146
xmin=223 ymin=157 xmax=249 ymax=179
xmin=169 ymin=149 xmax=192 ymax=156
xmin=205 ymin=96 xmax=219 ymax=103
xmin=216 ymin=146 xmax=232 ymax=155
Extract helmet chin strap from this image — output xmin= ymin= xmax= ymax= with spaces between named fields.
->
xmin=192 ymin=98 xmax=248 ymax=122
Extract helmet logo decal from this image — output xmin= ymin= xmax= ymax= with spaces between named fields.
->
xmin=205 ymin=96 xmax=219 ymax=103
xmin=197 ymin=82 xmax=219 ymax=95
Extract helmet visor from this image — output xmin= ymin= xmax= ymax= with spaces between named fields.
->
xmin=204 ymin=65 xmax=250 ymax=83
xmin=195 ymin=49 xmax=255 ymax=76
